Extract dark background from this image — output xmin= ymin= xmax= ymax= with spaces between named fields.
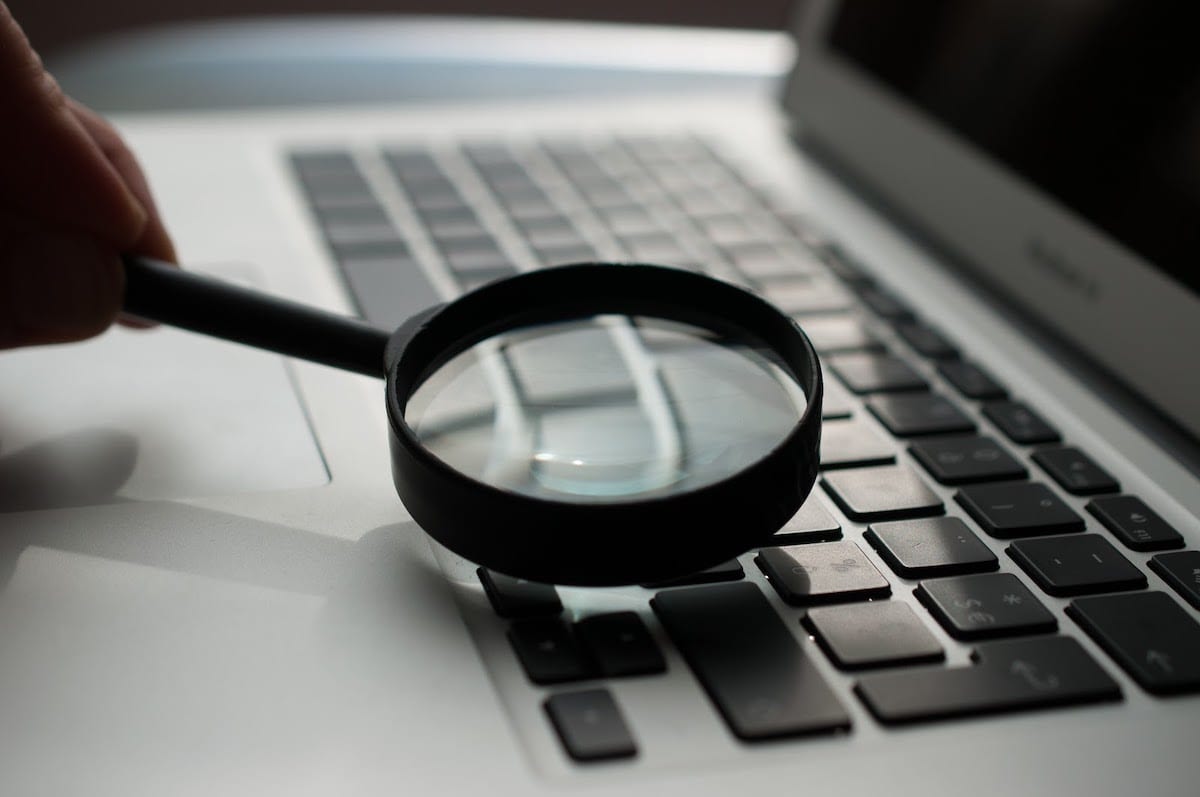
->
xmin=11 ymin=1 xmax=794 ymax=55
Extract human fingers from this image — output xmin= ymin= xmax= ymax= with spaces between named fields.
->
xmin=0 ymin=3 xmax=147 ymax=249
xmin=0 ymin=213 xmax=123 ymax=349
xmin=68 ymin=98 xmax=177 ymax=265
xmin=67 ymin=99 xmax=178 ymax=328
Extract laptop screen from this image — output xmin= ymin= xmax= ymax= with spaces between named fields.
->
xmin=826 ymin=0 xmax=1198 ymax=299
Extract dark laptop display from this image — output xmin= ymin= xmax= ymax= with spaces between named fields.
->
xmin=828 ymin=0 xmax=1199 ymax=296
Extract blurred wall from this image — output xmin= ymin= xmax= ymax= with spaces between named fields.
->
xmin=10 ymin=0 xmax=793 ymax=56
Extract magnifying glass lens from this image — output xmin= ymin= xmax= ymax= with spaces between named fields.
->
xmin=405 ymin=315 xmax=806 ymax=504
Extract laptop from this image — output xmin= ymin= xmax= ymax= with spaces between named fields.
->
xmin=2 ymin=1 xmax=1198 ymax=793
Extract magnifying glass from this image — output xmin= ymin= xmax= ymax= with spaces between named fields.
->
xmin=123 ymin=256 xmax=823 ymax=586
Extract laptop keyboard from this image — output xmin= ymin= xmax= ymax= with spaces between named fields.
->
xmin=289 ymin=136 xmax=1200 ymax=762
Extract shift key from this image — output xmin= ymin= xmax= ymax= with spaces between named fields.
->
xmin=652 ymin=583 xmax=850 ymax=740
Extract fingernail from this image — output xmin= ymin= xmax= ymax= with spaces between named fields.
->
xmin=4 ymin=232 xmax=123 ymax=345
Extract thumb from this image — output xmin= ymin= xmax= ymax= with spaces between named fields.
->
xmin=0 ymin=221 xmax=123 ymax=349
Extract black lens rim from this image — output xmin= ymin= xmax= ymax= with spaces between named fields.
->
xmin=383 ymin=263 xmax=823 ymax=586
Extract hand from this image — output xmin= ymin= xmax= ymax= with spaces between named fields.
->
xmin=0 ymin=2 xmax=176 ymax=350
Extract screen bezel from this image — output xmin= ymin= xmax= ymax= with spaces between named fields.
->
xmin=783 ymin=0 xmax=1200 ymax=441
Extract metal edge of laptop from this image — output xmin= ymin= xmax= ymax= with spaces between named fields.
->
xmin=784 ymin=0 xmax=1200 ymax=449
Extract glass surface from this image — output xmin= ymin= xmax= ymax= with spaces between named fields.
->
xmin=829 ymin=0 xmax=1199 ymax=296
xmin=404 ymin=315 xmax=806 ymax=503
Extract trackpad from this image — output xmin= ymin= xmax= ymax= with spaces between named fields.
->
xmin=0 ymin=265 xmax=329 ymax=510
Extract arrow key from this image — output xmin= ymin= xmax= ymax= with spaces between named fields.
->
xmin=1149 ymin=551 xmax=1200 ymax=609
xmin=1067 ymin=591 xmax=1200 ymax=694
xmin=545 ymin=689 xmax=637 ymax=761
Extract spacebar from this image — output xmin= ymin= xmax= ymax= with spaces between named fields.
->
xmin=652 ymin=582 xmax=850 ymax=740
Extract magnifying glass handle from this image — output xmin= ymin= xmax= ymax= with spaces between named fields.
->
xmin=122 ymin=255 xmax=391 ymax=378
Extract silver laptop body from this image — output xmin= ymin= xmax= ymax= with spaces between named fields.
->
xmin=1 ymin=1 xmax=1197 ymax=794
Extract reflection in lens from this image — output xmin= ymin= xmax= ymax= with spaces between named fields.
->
xmin=404 ymin=315 xmax=806 ymax=504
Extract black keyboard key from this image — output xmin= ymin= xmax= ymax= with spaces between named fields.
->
xmin=384 ymin=149 xmax=442 ymax=179
xmin=865 ymin=517 xmax=999 ymax=578
xmin=433 ymin=228 xmax=502 ymax=254
xmin=804 ymin=601 xmax=944 ymax=670
xmin=1088 ymin=496 xmax=1185 ymax=552
xmin=411 ymin=189 xmax=469 ymax=213
xmin=757 ymin=541 xmax=891 ymax=605
xmin=297 ymin=169 xmax=372 ymax=196
xmin=818 ymin=244 xmax=874 ymax=284
xmin=728 ymin=243 xmax=823 ymax=282
xmin=858 ymin=286 xmax=914 ymax=321
xmin=763 ymin=279 xmax=855 ymax=315
xmin=699 ymin=215 xmax=759 ymax=247
xmin=828 ymin=353 xmax=928 ymax=394
xmin=821 ymin=375 xmax=855 ymax=419
xmin=983 ymin=401 xmax=1060 ymax=445
xmin=937 ymin=361 xmax=1007 ymax=400
xmin=956 ymin=482 xmax=1085 ymax=538
xmin=330 ymin=237 xmax=412 ymax=261
xmin=822 ymin=464 xmax=944 ymax=521
xmin=504 ymin=196 xmax=559 ymax=220
xmin=456 ymin=266 xmax=520 ymax=291
xmin=316 ymin=203 xmax=391 ymax=226
xmin=1149 ymin=551 xmax=1200 ymax=609
xmin=917 ymin=573 xmax=1056 ymax=640
xmin=771 ymin=496 xmax=842 ymax=545
xmin=534 ymin=243 xmax=602 ymax=267
xmin=895 ymin=322 xmax=958 ymax=360
xmin=867 ymin=393 xmax=975 ymax=437
xmin=643 ymin=559 xmax=744 ymax=588
xmin=478 ymin=568 xmax=562 ymax=618
xmin=1032 ymin=446 xmax=1120 ymax=495
xmin=622 ymin=232 xmax=689 ymax=264
xmin=819 ymin=418 xmax=895 ymax=470
xmin=338 ymin=253 xmax=442 ymax=330
xmin=292 ymin=150 xmax=358 ymax=175
xmin=652 ymin=583 xmax=851 ymax=739
xmin=1008 ymin=535 xmax=1146 ymax=597
xmin=323 ymin=220 xmax=404 ymax=248
xmin=909 ymin=435 xmax=1027 ymax=484
xmin=545 ymin=689 xmax=637 ymax=761
xmin=420 ymin=205 xmax=483 ymax=234
xmin=1068 ymin=591 xmax=1200 ymax=694
xmin=574 ymin=612 xmax=666 ymax=677
xmin=509 ymin=619 xmax=593 ymax=684
xmin=310 ymin=191 xmax=382 ymax=213
xmin=855 ymin=635 xmax=1120 ymax=725
xmin=799 ymin=316 xmax=883 ymax=354
xmin=602 ymin=206 xmax=663 ymax=237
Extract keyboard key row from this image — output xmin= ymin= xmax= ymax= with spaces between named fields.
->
xmin=296 ymin=143 xmax=1199 ymax=754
